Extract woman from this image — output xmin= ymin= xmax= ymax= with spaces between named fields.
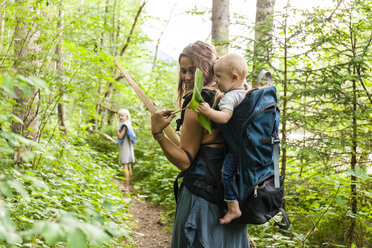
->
xmin=151 ymin=41 xmax=249 ymax=248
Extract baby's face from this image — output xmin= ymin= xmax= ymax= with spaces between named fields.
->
xmin=119 ymin=113 xmax=127 ymax=122
xmin=214 ymin=63 xmax=234 ymax=93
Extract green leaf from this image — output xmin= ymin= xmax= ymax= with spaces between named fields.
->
xmin=30 ymin=77 xmax=50 ymax=92
xmin=9 ymin=114 xmax=23 ymax=124
xmin=20 ymin=150 xmax=35 ymax=162
xmin=68 ymin=228 xmax=88 ymax=248
xmin=0 ymin=182 xmax=13 ymax=198
xmin=0 ymin=206 xmax=22 ymax=244
xmin=14 ymin=82 xmax=32 ymax=96
xmin=0 ymin=74 xmax=17 ymax=97
xmin=188 ymin=69 xmax=212 ymax=133
xmin=7 ymin=179 xmax=28 ymax=196
xmin=42 ymin=222 xmax=66 ymax=245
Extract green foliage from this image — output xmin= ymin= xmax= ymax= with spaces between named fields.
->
xmin=0 ymin=136 xmax=132 ymax=247
xmin=231 ymin=0 xmax=372 ymax=246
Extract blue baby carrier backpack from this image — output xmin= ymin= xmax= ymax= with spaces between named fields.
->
xmin=219 ymin=70 xmax=290 ymax=229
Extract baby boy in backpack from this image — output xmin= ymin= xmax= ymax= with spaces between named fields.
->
xmin=196 ymin=53 xmax=249 ymax=224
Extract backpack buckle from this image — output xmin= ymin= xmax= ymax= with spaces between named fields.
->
xmin=272 ymin=137 xmax=280 ymax=144
xmin=206 ymin=185 xmax=214 ymax=193
xmin=261 ymin=137 xmax=280 ymax=145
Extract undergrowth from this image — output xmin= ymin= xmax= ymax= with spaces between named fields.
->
xmin=0 ymin=134 xmax=133 ymax=247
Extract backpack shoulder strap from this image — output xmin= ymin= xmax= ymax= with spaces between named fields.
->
xmin=258 ymin=69 xmax=280 ymax=189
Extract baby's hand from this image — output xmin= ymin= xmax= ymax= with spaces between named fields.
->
xmin=196 ymin=102 xmax=211 ymax=115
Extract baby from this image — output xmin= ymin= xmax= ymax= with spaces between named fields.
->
xmin=196 ymin=53 xmax=249 ymax=224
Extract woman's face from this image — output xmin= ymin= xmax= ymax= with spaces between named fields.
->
xmin=180 ymin=56 xmax=196 ymax=91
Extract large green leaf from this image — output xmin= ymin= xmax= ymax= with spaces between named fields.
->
xmin=188 ymin=69 xmax=211 ymax=133
xmin=68 ymin=227 xmax=88 ymax=248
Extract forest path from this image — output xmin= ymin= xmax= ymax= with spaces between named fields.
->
xmin=126 ymin=193 xmax=172 ymax=248
xmin=114 ymin=179 xmax=172 ymax=247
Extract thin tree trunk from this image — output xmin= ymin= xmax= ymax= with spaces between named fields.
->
xmin=12 ymin=0 xmax=39 ymax=139
xmin=112 ymin=0 xmax=117 ymax=55
xmin=116 ymin=1 xmax=120 ymax=52
xmin=101 ymin=0 xmax=110 ymax=50
xmin=0 ymin=5 xmax=5 ymax=51
xmin=56 ymin=2 xmax=67 ymax=135
xmin=95 ymin=0 xmax=110 ymax=129
xmin=280 ymin=8 xmax=288 ymax=209
xmin=348 ymin=77 xmax=357 ymax=245
xmin=252 ymin=0 xmax=276 ymax=86
xmin=212 ymin=0 xmax=229 ymax=56
xmin=12 ymin=0 xmax=40 ymax=162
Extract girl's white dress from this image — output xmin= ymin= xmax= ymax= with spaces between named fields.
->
xmin=118 ymin=132 xmax=135 ymax=163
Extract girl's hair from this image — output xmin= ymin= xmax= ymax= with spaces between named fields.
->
xmin=177 ymin=41 xmax=218 ymax=106
xmin=118 ymin=109 xmax=131 ymax=124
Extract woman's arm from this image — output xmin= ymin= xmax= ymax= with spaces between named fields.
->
xmin=118 ymin=125 xmax=127 ymax=139
xmin=151 ymin=109 xmax=202 ymax=171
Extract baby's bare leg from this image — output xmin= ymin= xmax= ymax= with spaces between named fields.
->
xmin=219 ymin=200 xmax=242 ymax=224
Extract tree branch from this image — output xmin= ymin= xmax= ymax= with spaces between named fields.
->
xmin=326 ymin=0 xmax=344 ymax=21
xmin=119 ymin=0 xmax=147 ymax=56
xmin=97 ymin=102 xmax=117 ymax=113
xmin=152 ymin=2 xmax=176 ymax=71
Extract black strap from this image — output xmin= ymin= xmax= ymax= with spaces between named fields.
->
xmin=185 ymin=150 xmax=194 ymax=165
xmin=273 ymin=208 xmax=291 ymax=230
xmin=173 ymin=171 xmax=185 ymax=203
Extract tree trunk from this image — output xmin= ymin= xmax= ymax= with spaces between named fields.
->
xmin=212 ymin=0 xmax=229 ymax=56
xmin=252 ymin=0 xmax=276 ymax=86
xmin=280 ymin=10 xmax=288 ymax=209
xmin=348 ymin=77 xmax=358 ymax=245
xmin=111 ymin=0 xmax=117 ymax=55
xmin=0 ymin=5 xmax=5 ymax=51
xmin=12 ymin=0 xmax=40 ymax=162
xmin=56 ymin=2 xmax=67 ymax=135
xmin=12 ymin=0 xmax=39 ymax=139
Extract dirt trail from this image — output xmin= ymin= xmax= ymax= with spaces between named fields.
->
xmin=127 ymin=193 xmax=172 ymax=248
xmin=114 ymin=179 xmax=172 ymax=247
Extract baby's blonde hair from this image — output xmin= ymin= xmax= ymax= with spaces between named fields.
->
xmin=118 ymin=109 xmax=131 ymax=124
xmin=215 ymin=53 xmax=248 ymax=80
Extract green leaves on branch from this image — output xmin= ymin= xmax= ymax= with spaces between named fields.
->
xmin=187 ymin=69 xmax=212 ymax=133
xmin=0 ymin=74 xmax=49 ymax=98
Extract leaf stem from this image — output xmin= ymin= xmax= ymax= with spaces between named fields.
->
xmin=172 ymin=107 xmax=187 ymax=114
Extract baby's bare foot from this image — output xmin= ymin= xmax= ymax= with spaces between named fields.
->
xmin=219 ymin=209 xmax=242 ymax=224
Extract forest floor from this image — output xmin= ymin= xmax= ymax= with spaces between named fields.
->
xmin=115 ymin=180 xmax=172 ymax=248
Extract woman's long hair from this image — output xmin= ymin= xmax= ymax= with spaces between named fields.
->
xmin=177 ymin=41 xmax=219 ymax=107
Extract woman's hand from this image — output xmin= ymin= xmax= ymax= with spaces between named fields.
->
xmin=151 ymin=109 xmax=176 ymax=134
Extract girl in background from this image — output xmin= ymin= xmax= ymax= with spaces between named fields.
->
xmin=117 ymin=109 xmax=136 ymax=191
